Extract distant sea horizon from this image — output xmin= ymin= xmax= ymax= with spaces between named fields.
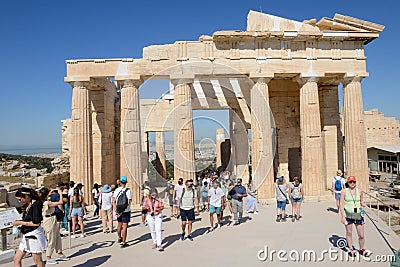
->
xmin=0 ymin=147 xmax=62 ymax=156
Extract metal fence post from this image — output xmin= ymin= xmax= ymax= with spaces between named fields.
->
xmin=377 ymin=200 xmax=380 ymax=223
xmin=68 ymin=221 xmax=71 ymax=249
xmin=1 ymin=228 xmax=7 ymax=251
xmin=369 ymin=195 xmax=372 ymax=209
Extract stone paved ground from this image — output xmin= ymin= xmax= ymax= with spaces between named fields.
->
xmin=4 ymin=201 xmax=400 ymax=266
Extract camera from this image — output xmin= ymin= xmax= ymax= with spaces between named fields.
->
xmin=151 ymin=212 xmax=154 ymax=216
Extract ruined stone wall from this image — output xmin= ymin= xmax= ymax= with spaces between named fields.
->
xmin=364 ymin=109 xmax=400 ymax=147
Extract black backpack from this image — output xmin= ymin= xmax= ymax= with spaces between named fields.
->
xmin=116 ymin=188 xmax=129 ymax=213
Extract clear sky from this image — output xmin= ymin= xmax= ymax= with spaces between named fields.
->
xmin=0 ymin=0 xmax=398 ymax=149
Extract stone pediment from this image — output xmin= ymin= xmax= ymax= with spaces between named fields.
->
xmin=247 ymin=10 xmax=320 ymax=32
xmin=246 ymin=10 xmax=384 ymax=33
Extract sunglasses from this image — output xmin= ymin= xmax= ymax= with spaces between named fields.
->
xmin=348 ymin=181 xmax=356 ymax=184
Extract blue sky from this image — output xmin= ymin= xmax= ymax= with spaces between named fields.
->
xmin=0 ymin=0 xmax=398 ymax=148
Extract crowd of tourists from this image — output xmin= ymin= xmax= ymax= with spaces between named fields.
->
xmin=11 ymin=168 xmax=369 ymax=266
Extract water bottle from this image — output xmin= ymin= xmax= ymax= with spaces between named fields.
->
xmin=12 ymin=226 xmax=19 ymax=239
xmin=360 ymin=207 xmax=365 ymax=217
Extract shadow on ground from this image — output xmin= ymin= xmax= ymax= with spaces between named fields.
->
xmin=68 ymin=241 xmax=114 ymax=258
xmin=73 ymin=255 xmax=111 ymax=267
xmin=329 ymin=234 xmax=348 ymax=252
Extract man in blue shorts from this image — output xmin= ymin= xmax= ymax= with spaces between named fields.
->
xmin=207 ymin=180 xmax=225 ymax=232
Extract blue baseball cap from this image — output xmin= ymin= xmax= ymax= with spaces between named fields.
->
xmin=120 ymin=176 xmax=128 ymax=183
xmin=278 ymin=176 xmax=284 ymax=183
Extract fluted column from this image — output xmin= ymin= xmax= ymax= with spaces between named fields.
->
xmin=120 ymin=80 xmax=143 ymax=205
xmin=342 ymin=76 xmax=369 ymax=191
xmin=216 ymin=129 xmax=225 ymax=169
xmin=229 ymin=109 xmax=249 ymax=181
xmin=251 ymin=78 xmax=274 ymax=199
xmin=70 ymin=81 xmax=93 ymax=202
xmin=155 ymin=132 xmax=166 ymax=179
xmin=298 ymin=77 xmax=325 ymax=196
xmin=173 ymin=79 xmax=195 ymax=182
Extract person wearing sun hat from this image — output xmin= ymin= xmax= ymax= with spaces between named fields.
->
xmin=339 ymin=176 xmax=369 ymax=257
xmin=99 ymin=184 xmax=114 ymax=233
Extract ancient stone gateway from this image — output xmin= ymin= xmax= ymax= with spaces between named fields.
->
xmin=64 ymin=11 xmax=384 ymax=203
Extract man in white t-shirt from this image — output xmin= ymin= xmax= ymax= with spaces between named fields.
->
xmin=112 ymin=176 xmax=132 ymax=248
xmin=173 ymin=178 xmax=185 ymax=217
xmin=207 ymin=180 xmax=225 ymax=232
xmin=331 ymin=170 xmax=346 ymax=213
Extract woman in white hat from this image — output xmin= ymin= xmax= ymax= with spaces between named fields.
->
xmin=99 ymin=184 xmax=114 ymax=233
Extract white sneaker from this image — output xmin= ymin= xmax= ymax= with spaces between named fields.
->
xmin=46 ymin=259 xmax=58 ymax=265
xmin=80 ymin=234 xmax=85 ymax=238
xmin=57 ymin=255 xmax=70 ymax=261
xmin=218 ymin=224 xmax=221 ymax=228
xmin=71 ymin=235 xmax=76 ymax=239
xmin=254 ymin=211 xmax=259 ymax=215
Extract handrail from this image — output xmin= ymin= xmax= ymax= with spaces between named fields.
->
xmin=363 ymin=191 xmax=400 ymax=215
xmin=362 ymin=191 xmax=400 ymax=229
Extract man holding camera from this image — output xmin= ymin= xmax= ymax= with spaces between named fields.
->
xmin=178 ymin=179 xmax=199 ymax=241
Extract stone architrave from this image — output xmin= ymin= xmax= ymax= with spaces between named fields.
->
xmin=298 ymin=77 xmax=325 ymax=196
xmin=70 ymin=82 xmax=93 ymax=201
xmin=251 ymin=78 xmax=274 ymax=199
xmin=156 ymin=132 xmax=167 ymax=179
xmin=120 ymin=80 xmax=143 ymax=204
xmin=342 ymin=76 xmax=369 ymax=191
xmin=173 ymin=79 xmax=195 ymax=182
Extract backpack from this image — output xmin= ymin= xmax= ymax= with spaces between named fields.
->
xmin=168 ymin=186 xmax=174 ymax=196
xmin=291 ymin=184 xmax=302 ymax=199
xmin=116 ymin=188 xmax=129 ymax=213
xmin=181 ymin=187 xmax=195 ymax=206
xmin=334 ymin=177 xmax=343 ymax=191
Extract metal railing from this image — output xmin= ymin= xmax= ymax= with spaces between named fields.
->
xmin=363 ymin=191 xmax=400 ymax=229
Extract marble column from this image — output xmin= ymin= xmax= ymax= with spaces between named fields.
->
xmin=173 ymin=79 xmax=195 ymax=182
xmin=216 ymin=128 xmax=225 ymax=169
xmin=342 ymin=76 xmax=369 ymax=191
xmin=70 ymin=81 xmax=93 ymax=202
xmin=156 ymin=132 xmax=167 ymax=179
xmin=120 ymin=80 xmax=143 ymax=205
xmin=251 ymin=78 xmax=274 ymax=199
xmin=298 ymin=77 xmax=325 ymax=196
xmin=229 ymin=109 xmax=249 ymax=181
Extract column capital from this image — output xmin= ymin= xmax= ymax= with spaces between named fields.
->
xmin=249 ymin=72 xmax=274 ymax=81
xmin=122 ymin=79 xmax=142 ymax=89
xmin=294 ymin=76 xmax=319 ymax=86
xmin=170 ymin=78 xmax=193 ymax=86
xmin=71 ymin=81 xmax=91 ymax=89
xmin=251 ymin=77 xmax=272 ymax=85
xmin=341 ymin=75 xmax=364 ymax=86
